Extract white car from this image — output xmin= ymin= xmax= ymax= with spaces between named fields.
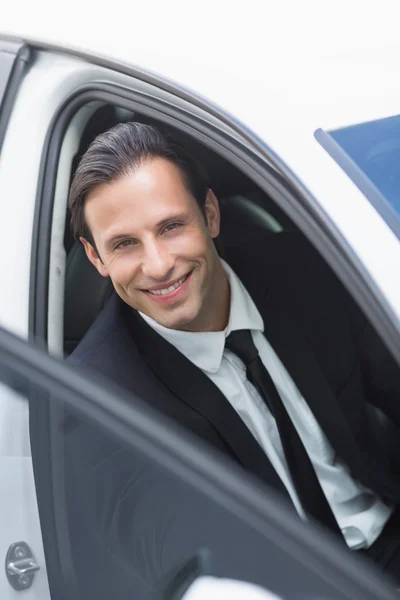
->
xmin=0 ymin=4 xmax=399 ymax=599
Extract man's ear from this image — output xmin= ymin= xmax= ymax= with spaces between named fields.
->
xmin=204 ymin=189 xmax=220 ymax=239
xmin=80 ymin=237 xmax=109 ymax=277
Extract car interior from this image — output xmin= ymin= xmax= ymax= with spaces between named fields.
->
xmin=60 ymin=103 xmax=295 ymax=357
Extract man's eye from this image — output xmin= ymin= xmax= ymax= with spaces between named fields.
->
xmin=163 ymin=222 xmax=182 ymax=233
xmin=114 ymin=239 xmax=134 ymax=250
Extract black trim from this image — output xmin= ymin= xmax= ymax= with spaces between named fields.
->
xmin=314 ymin=128 xmax=400 ymax=240
xmin=0 ymin=324 xmax=396 ymax=600
xmin=0 ymin=40 xmax=30 ymax=154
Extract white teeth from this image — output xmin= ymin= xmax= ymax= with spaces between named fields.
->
xmin=148 ymin=275 xmax=186 ymax=296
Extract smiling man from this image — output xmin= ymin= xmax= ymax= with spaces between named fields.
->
xmin=67 ymin=122 xmax=400 ymax=587
xmin=80 ymin=153 xmax=229 ymax=332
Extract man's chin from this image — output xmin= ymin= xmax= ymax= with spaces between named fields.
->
xmin=149 ymin=307 xmax=200 ymax=332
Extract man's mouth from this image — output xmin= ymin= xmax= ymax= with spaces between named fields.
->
xmin=145 ymin=272 xmax=191 ymax=296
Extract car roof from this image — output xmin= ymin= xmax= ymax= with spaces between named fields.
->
xmin=2 ymin=0 xmax=400 ymax=136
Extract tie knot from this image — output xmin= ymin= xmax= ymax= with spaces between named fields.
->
xmin=225 ymin=329 xmax=259 ymax=366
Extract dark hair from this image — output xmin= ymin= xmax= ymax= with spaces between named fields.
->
xmin=68 ymin=122 xmax=210 ymax=245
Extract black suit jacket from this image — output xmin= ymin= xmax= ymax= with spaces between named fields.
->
xmin=64 ymin=232 xmax=400 ymax=596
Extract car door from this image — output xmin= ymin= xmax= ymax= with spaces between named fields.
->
xmin=0 ymin=324 xmax=399 ymax=600
xmin=0 ymin=40 xmax=51 ymax=600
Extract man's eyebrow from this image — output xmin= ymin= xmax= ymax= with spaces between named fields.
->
xmin=105 ymin=214 xmax=187 ymax=247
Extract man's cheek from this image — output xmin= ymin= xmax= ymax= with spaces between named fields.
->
xmin=113 ymin=266 xmax=135 ymax=290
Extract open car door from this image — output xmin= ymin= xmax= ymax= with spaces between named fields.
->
xmin=0 ymin=324 xmax=397 ymax=600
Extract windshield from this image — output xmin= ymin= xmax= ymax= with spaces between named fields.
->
xmin=316 ymin=116 xmax=400 ymax=239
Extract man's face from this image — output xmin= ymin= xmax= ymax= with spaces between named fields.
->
xmin=82 ymin=158 xmax=229 ymax=331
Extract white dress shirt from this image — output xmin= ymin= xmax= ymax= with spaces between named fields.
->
xmin=140 ymin=260 xmax=392 ymax=549
xmin=182 ymin=577 xmax=282 ymax=600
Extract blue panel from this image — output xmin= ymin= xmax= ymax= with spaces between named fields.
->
xmin=331 ymin=116 xmax=400 ymax=218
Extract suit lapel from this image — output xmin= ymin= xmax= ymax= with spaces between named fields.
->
xmin=123 ymin=306 xmax=288 ymax=496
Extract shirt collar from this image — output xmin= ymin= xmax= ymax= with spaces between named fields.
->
xmin=139 ymin=259 xmax=264 ymax=374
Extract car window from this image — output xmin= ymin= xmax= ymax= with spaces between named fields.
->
xmin=315 ymin=117 xmax=400 ymax=240
xmin=1 ymin=326 xmax=396 ymax=600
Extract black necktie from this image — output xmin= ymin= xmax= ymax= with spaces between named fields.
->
xmin=226 ymin=329 xmax=342 ymax=537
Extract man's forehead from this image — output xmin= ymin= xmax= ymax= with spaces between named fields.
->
xmin=88 ymin=157 xmax=188 ymax=196
xmin=86 ymin=162 xmax=193 ymax=212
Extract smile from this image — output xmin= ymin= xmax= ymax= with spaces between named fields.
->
xmin=145 ymin=272 xmax=191 ymax=296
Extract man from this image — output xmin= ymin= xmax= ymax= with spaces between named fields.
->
xmin=66 ymin=122 xmax=400 ymax=590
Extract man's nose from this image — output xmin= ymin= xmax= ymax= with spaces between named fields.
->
xmin=141 ymin=239 xmax=175 ymax=281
